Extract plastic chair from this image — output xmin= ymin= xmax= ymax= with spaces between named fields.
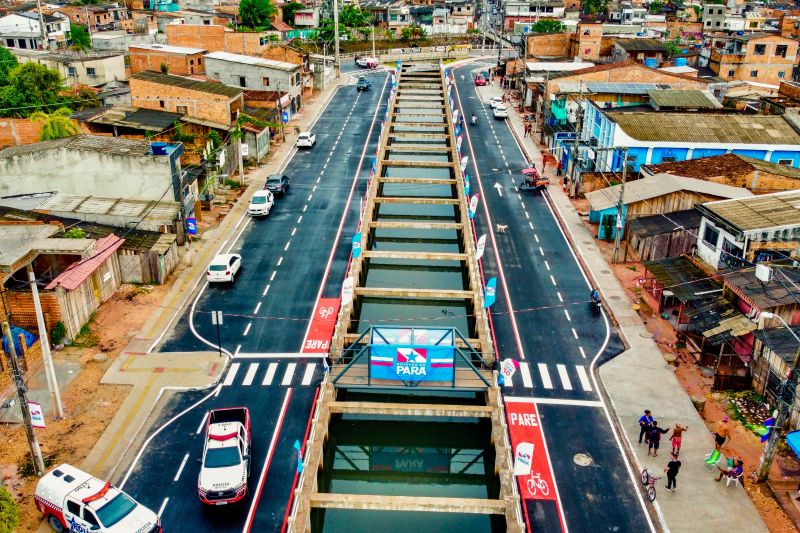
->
xmin=725 ymin=472 xmax=743 ymax=487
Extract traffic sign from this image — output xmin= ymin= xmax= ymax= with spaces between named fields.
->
xmin=282 ymin=111 xmax=290 ymax=123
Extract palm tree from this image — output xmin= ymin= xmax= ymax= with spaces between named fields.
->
xmin=30 ymin=107 xmax=80 ymax=141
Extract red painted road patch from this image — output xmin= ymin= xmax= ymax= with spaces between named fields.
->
xmin=506 ymin=400 xmax=557 ymax=502
xmin=302 ymin=298 xmax=340 ymax=353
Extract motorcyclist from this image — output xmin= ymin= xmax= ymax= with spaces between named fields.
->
xmin=591 ymin=288 xmax=601 ymax=304
xmin=471 ymin=113 xmax=477 ymax=125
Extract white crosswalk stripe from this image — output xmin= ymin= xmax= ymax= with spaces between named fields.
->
xmin=538 ymin=363 xmax=553 ymax=389
xmin=281 ymin=363 xmax=297 ymax=386
xmin=556 ymin=364 xmax=573 ymax=390
xmin=263 ymin=363 xmax=278 ymax=385
xmin=576 ymin=365 xmax=592 ymax=392
xmin=222 ymin=363 xmax=240 ymax=386
xmin=242 ymin=363 xmax=258 ymax=386
xmin=302 ymin=364 xmax=316 ymax=385
xmin=498 ymin=363 xmax=595 ymax=394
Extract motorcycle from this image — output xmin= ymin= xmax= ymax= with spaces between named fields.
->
xmin=517 ymin=167 xmax=549 ymax=191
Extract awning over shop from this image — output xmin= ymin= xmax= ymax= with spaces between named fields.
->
xmin=550 ymin=101 xmax=567 ymax=121
xmin=786 ymin=430 xmax=800 ymax=458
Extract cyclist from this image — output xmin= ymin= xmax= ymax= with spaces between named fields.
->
xmin=471 ymin=113 xmax=477 ymax=125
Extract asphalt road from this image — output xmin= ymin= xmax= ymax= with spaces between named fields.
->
xmin=119 ymin=69 xmax=390 ymax=533
xmin=452 ymin=62 xmax=651 ymax=533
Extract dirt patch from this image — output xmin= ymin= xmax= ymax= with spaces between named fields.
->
xmin=0 ymin=282 xmax=169 ymax=532
xmin=568 ymin=196 xmax=800 ymax=532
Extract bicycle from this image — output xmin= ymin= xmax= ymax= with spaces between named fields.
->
xmin=526 ymin=472 xmax=550 ymax=497
xmin=640 ymin=468 xmax=662 ymax=502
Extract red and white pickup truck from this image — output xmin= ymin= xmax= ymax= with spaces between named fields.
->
xmin=35 ymin=464 xmax=161 ymax=533
xmin=197 ymin=407 xmax=251 ymax=505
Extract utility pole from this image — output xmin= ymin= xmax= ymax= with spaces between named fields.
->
xmin=481 ymin=0 xmax=488 ymax=50
xmin=333 ymin=0 xmax=341 ymax=79
xmin=275 ymin=81 xmax=286 ymax=142
xmin=611 ymin=146 xmax=629 ymax=264
xmin=3 ymin=321 xmax=46 ymax=477
xmin=757 ymin=370 xmax=797 ymax=482
xmin=28 ymin=269 xmax=63 ymax=418
xmin=34 ymin=0 xmax=48 ymax=50
xmin=569 ymin=82 xmax=584 ymax=197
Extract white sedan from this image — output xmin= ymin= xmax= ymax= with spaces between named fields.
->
xmin=488 ymin=96 xmax=504 ymax=109
xmin=493 ymin=104 xmax=509 ymax=119
xmin=296 ymin=132 xmax=316 ymax=148
xmin=207 ymin=254 xmax=242 ymax=283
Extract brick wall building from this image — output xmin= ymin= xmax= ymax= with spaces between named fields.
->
xmin=130 ymin=71 xmax=243 ymax=127
xmin=709 ymin=34 xmax=799 ymax=86
xmin=166 ymin=24 xmax=270 ymax=56
xmin=0 ymin=118 xmax=44 ymax=146
xmin=130 ymin=44 xmax=206 ymax=76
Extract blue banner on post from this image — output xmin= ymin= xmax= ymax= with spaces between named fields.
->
xmin=465 ymin=175 xmax=470 ymax=195
xmin=370 ymin=345 xmax=455 ymax=382
xmin=352 ymin=232 xmax=362 ymax=259
xmin=186 ymin=217 xmax=197 ymax=235
xmin=484 ymin=277 xmax=497 ymax=308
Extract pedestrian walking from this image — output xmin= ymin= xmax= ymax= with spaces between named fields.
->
xmin=638 ymin=410 xmax=654 ymax=444
xmin=647 ymin=420 xmax=669 ymax=457
xmin=562 ymin=176 xmax=569 ymax=193
xmin=669 ymin=423 xmax=688 ymax=455
xmin=541 ymin=158 xmax=547 ymax=173
xmin=556 ymin=161 xmax=563 ymax=177
xmin=664 ymin=453 xmax=681 ymax=492
xmin=524 ymin=123 xmax=530 ymax=137
xmin=714 ymin=416 xmax=731 ymax=451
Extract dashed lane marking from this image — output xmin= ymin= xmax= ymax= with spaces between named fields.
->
xmin=534 ymin=234 xmax=539 ymax=242
xmin=270 ymin=271 xmax=277 ymax=281
xmin=557 ymin=291 xmax=563 ymax=303
xmin=158 ymin=498 xmax=169 ymax=517
xmin=277 ymin=257 xmax=284 ymax=266
xmin=291 ymin=227 xmax=297 ymax=236
xmin=195 ymin=412 xmax=208 ymax=434
xmin=572 ymin=328 xmax=579 ymax=339
xmin=544 ymin=260 xmax=550 ymax=271
xmin=303 ymin=205 xmax=308 ymax=213
xmin=284 ymin=241 xmax=291 ymax=251
xmin=579 ymin=346 xmax=587 ymax=359
xmin=173 ymin=453 xmax=189 ymax=482
xmin=550 ymin=274 xmax=556 ymax=286
xmin=564 ymin=309 xmax=571 ymax=322
xmin=253 ymin=302 xmax=261 ymax=314
xmin=262 ymin=284 xmax=270 ymax=297
xmin=243 ymin=322 xmax=252 ymax=336
xmin=297 ymin=216 xmax=303 ymax=224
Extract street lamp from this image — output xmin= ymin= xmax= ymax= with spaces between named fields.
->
xmin=755 ymin=310 xmax=800 ymax=482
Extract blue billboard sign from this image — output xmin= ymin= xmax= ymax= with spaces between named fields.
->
xmin=370 ymin=344 xmax=455 ymax=382
xmin=282 ymin=111 xmax=290 ymax=123
xmin=186 ymin=217 xmax=197 ymax=235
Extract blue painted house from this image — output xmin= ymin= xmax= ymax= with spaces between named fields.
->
xmin=579 ymin=102 xmax=800 ymax=174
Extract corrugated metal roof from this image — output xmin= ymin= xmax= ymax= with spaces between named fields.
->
xmin=724 ymin=268 xmax=800 ymax=309
xmin=754 ymin=326 xmax=800 ymax=363
xmin=586 ymin=174 xmax=753 ymax=212
xmin=628 ymin=208 xmax=702 ymax=237
xmin=37 ymin=193 xmax=180 ymax=224
xmin=647 ymin=89 xmax=721 ymax=109
xmin=204 ymin=51 xmax=300 ymax=72
xmin=700 ymin=190 xmax=800 ymax=231
xmin=643 ymin=255 xmax=722 ymax=302
xmin=130 ymin=70 xmax=243 ymax=97
xmin=0 ymin=135 xmax=157 ymax=159
xmin=608 ymin=112 xmax=800 ymax=144
xmin=45 ymin=234 xmax=125 ymax=291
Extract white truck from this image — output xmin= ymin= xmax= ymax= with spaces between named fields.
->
xmin=197 ymin=407 xmax=251 ymax=505
xmin=34 ymin=464 xmax=161 ymax=533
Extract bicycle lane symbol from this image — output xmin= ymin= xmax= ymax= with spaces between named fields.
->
xmin=506 ymin=400 xmax=558 ymax=503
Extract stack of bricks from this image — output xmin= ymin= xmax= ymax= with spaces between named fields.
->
xmin=0 ymin=118 xmax=44 ymax=147
xmin=3 ymin=291 xmax=61 ymax=335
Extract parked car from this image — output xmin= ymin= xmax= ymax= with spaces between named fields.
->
xmin=198 ymin=408 xmax=251 ymax=506
xmin=489 ymin=96 xmax=504 ymax=109
xmin=296 ymin=132 xmax=316 ymax=148
xmin=247 ymin=190 xmax=274 ymax=217
xmin=474 ymin=75 xmax=488 ymax=86
xmin=265 ymin=174 xmax=290 ymax=195
xmin=356 ymin=77 xmax=372 ymax=91
xmin=493 ymin=104 xmax=509 ymax=119
xmin=207 ymin=254 xmax=242 ymax=283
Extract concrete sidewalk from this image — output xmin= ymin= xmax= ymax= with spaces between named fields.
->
xmin=79 ymin=76 xmax=353 ymax=485
xmin=492 ymin=85 xmax=768 ymax=531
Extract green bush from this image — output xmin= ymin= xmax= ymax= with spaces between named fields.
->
xmin=64 ymin=228 xmax=86 ymax=239
xmin=0 ymin=487 xmax=19 ymax=533
xmin=224 ymin=179 xmax=242 ymax=189
xmin=51 ymin=321 xmax=66 ymax=346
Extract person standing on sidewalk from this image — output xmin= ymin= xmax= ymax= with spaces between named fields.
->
xmin=647 ymin=420 xmax=669 ymax=457
xmin=556 ymin=160 xmax=563 ymax=177
xmin=562 ymin=176 xmax=569 ymax=193
xmin=669 ymin=423 xmax=688 ymax=455
xmin=664 ymin=453 xmax=681 ymax=492
xmin=638 ymin=410 xmax=654 ymax=443
xmin=714 ymin=416 xmax=731 ymax=451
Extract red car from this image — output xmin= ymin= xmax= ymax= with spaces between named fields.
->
xmin=474 ymin=75 xmax=488 ymax=86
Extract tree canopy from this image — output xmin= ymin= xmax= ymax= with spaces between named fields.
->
xmin=339 ymin=5 xmax=371 ymax=27
xmin=69 ymin=23 xmax=91 ymax=50
xmin=282 ymin=1 xmax=305 ymax=25
xmin=530 ymin=20 xmax=564 ymax=33
xmin=0 ymin=487 xmax=19 ymax=533
xmin=30 ymin=107 xmax=80 ymax=141
xmin=239 ymin=0 xmax=277 ymax=30
xmin=0 ymin=46 xmax=18 ymax=86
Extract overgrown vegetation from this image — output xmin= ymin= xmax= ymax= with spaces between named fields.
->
xmin=71 ymin=320 xmax=99 ymax=348
xmin=51 ymin=321 xmax=66 ymax=346
xmin=0 ymin=487 xmax=18 ymax=533
xmin=69 ymin=23 xmax=91 ymax=50
xmin=224 ymin=179 xmax=242 ymax=189
xmin=0 ymin=46 xmax=100 ymax=118
xmin=18 ymin=454 xmax=55 ymax=478
xmin=64 ymin=227 xmax=87 ymax=239
xmin=170 ymin=121 xmax=196 ymax=144
xmin=530 ymin=20 xmax=564 ymax=33
xmin=238 ymin=0 xmax=277 ymax=30
xmin=30 ymin=107 xmax=80 ymax=141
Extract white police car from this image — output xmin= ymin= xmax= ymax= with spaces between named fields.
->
xmin=35 ymin=464 xmax=161 ymax=533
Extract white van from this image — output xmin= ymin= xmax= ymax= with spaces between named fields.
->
xmin=248 ymin=190 xmax=274 ymax=217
